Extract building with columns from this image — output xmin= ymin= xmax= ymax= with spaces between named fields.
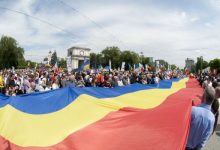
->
xmin=67 ymin=47 xmax=90 ymax=70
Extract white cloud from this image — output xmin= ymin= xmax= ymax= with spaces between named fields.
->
xmin=190 ymin=17 xmax=199 ymax=22
xmin=181 ymin=11 xmax=186 ymax=18
xmin=1 ymin=0 xmax=220 ymax=68
xmin=204 ymin=22 xmax=213 ymax=27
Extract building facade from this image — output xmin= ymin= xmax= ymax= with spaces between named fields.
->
xmin=185 ymin=58 xmax=195 ymax=72
xmin=67 ymin=47 xmax=90 ymax=70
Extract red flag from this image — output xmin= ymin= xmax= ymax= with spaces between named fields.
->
xmin=214 ymin=69 xmax=217 ymax=76
xmin=185 ymin=68 xmax=189 ymax=75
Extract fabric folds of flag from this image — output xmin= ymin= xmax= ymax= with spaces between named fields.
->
xmin=0 ymin=78 xmax=203 ymax=150
xmin=80 ymin=59 xmax=90 ymax=70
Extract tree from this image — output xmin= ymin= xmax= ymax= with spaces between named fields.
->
xmin=89 ymin=53 xmax=103 ymax=68
xmin=171 ymin=64 xmax=177 ymax=70
xmin=43 ymin=57 xmax=48 ymax=62
xmin=191 ymin=64 xmax=196 ymax=73
xmin=96 ymin=53 xmax=103 ymax=67
xmin=159 ymin=60 xmax=168 ymax=70
xmin=26 ymin=60 xmax=37 ymax=69
xmin=202 ymin=60 xmax=209 ymax=69
xmin=209 ymin=59 xmax=220 ymax=73
xmin=101 ymin=46 xmax=121 ymax=69
xmin=155 ymin=60 xmax=169 ymax=70
xmin=196 ymin=57 xmax=202 ymax=73
xmin=90 ymin=53 xmax=97 ymax=68
xmin=195 ymin=57 xmax=209 ymax=73
xmin=120 ymin=51 xmax=139 ymax=70
xmin=58 ymin=58 xmax=67 ymax=68
xmin=141 ymin=57 xmax=150 ymax=67
xmin=51 ymin=51 xmax=58 ymax=66
xmin=0 ymin=36 xmax=25 ymax=69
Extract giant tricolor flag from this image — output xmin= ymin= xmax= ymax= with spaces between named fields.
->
xmin=0 ymin=78 xmax=203 ymax=150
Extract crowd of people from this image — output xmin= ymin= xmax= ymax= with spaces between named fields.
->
xmin=0 ymin=68 xmax=181 ymax=96
xmin=186 ymin=73 xmax=220 ymax=150
xmin=0 ymin=69 xmax=220 ymax=150
xmin=0 ymin=68 xmax=220 ymax=149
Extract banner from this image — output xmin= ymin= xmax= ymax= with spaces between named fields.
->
xmin=98 ymin=65 xmax=103 ymax=70
xmin=145 ymin=64 xmax=148 ymax=70
xmin=185 ymin=68 xmax=189 ymax=75
xmin=156 ymin=60 xmax=160 ymax=73
xmin=104 ymin=66 xmax=110 ymax=70
xmin=214 ymin=69 xmax=217 ymax=76
xmin=109 ymin=60 xmax=112 ymax=70
xmin=80 ymin=59 xmax=90 ymax=71
xmin=121 ymin=62 xmax=125 ymax=71
xmin=0 ymin=78 xmax=202 ymax=150
xmin=66 ymin=56 xmax=72 ymax=73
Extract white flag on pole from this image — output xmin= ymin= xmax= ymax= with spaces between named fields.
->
xmin=109 ymin=59 xmax=112 ymax=70
xmin=121 ymin=62 xmax=125 ymax=71
xmin=66 ymin=56 xmax=72 ymax=73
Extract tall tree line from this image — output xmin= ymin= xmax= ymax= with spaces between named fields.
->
xmin=195 ymin=57 xmax=220 ymax=74
xmin=0 ymin=36 xmax=25 ymax=69
xmin=90 ymin=46 xmax=152 ymax=70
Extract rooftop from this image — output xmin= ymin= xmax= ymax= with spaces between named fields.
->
xmin=68 ymin=46 xmax=91 ymax=51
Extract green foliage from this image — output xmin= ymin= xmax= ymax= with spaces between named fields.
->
xmin=96 ymin=54 xmax=103 ymax=67
xmin=195 ymin=57 xmax=209 ymax=73
xmin=89 ymin=47 xmax=155 ymax=70
xmin=120 ymin=50 xmax=139 ymax=69
xmin=90 ymin=53 xmax=97 ymax=68
xmin=190 ymin=64 xmax=196 ymax=73
xmin=202 ymin=60 xmax=209 ymax=69
xmin=51 ymin=51 xmax=58 ymax=66
xmin=196 ymin=57 xmax=201 ymax=72
xmin=89 ymin=53 xmax=104 ymax=69
xmin=141 ymin=57 xmax=150 ymax=66
xmin=155 ymin=60 xmax=169 ymax=70
xmin=160 ymin=60 xmax=168 ymax=70
xmin=43 ymin=57 xmax=48 ymax=62
xmin=209 ymin=59 xmax=220 ymax=73
xmin=101 ymin=46 xmax=121 ymax=69
xmin=26 ymin=60 xmax=38 ymax=69
xmin=0 ymin=36 xmax=25 ymax=69
xmin=171 ymin=64 xmax=177 ymax=70
xmin=58 ymin=58 xmax=67 ymax=68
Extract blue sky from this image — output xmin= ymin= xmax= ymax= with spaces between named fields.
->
xmin=1 ymin=0 xmax=220 ymax=68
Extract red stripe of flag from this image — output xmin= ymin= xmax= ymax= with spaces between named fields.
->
xmin=0 ymin=79 xmax=202 ymax=150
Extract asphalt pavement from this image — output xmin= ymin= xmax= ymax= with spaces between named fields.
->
xmin=204 ymin=114 xmax=220 ymax=150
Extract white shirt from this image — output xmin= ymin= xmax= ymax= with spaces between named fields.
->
xmin=52 ymin=83 xmax=59 ymax=90
xmin=118 ymin=80 xmax=124 ymax=86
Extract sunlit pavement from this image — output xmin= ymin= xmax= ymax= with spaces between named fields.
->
xmin=204 ymin=115 xmax=220 ymax=150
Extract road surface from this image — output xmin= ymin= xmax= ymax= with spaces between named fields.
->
xmin=204 ymin=114 xmax=220 ymax=150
